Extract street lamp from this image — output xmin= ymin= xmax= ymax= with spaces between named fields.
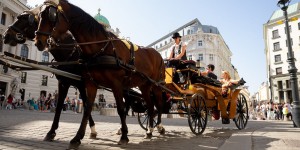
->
xmin=277 ymin=0 xmax=300 ymax=127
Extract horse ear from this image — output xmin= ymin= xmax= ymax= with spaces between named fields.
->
xmin=28 ymin=14 xmax=35 ymax=25
xmin=48 ymin=7 xmax=57 ymax=22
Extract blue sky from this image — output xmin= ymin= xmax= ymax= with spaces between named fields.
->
xmin=27 ymin=0 xmax=300 ymax=95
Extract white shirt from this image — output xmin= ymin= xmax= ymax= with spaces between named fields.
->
xmin=171 ymin=41 xmax=187 ymax=58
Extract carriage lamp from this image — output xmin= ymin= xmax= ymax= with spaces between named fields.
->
xmin=277 ymin=0 xmax=300 ymax=127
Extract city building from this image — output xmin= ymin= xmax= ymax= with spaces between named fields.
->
xmin=263 ymin=2 xmax=300 ymax=104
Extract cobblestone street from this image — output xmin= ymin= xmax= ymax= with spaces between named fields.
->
xmin=0 ymin=109 xmax=244 ymax=150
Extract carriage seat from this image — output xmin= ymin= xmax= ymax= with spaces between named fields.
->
xmin=176 ymin=60 xmax=196 ymax=70
xmin=191 ymin=75 xmax=222 ymax=87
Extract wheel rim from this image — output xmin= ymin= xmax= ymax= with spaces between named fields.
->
xmin=234 ymin=94 xmax=249 ymax=130
xmin=137 ymin=110 xmax=158 ymax=131
xmin=188 ymin=94 xmax=207 ymax=135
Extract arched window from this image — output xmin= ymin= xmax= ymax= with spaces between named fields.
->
xmin=20 ymin=44 xmax=29 ymax=58
xmin=42 ymin=51 xmax=49 ymax=62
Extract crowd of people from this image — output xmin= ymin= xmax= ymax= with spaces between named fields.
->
xmin=0 ymin=91 xmax=116 ymax=113
xmin=0 ymin=93 xmax=25 ymax=110
xmin=252 ymin=101 xmax=293 ymax=121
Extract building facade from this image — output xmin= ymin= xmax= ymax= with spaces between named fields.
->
xmin=147 ymin=18 xmax=236 ymax=79
xmin=263 ymin=2 xmax=300 ymax=104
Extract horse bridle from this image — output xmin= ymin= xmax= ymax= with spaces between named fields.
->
xmin=8 ymin=12 xmax=37 ymax=41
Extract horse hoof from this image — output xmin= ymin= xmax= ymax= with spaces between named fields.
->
xmin=116 ymin=128 xmax=122 ymax=135
xmin=144 ymin=133 xmax=152 ymax=139
xmin=43 ymin=133 xmax=56 ymax=141
xmin=159 ymin=128 xmax=165 ymax=135
xmin=69 ymin=140 xmax=81 ymax=150
xmin=89 ymin=133 xmax=97 ymax=139
xmin=117 ymin=137 xmax=129 ymax=145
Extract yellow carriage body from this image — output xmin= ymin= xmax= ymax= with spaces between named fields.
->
xmin=164 ymin=66 xmax=242 ymax=120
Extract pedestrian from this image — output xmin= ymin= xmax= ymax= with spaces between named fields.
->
xmin=286 ymin=102 xmax=292 ymax=120
xmin=0 ymin=93 xmax=5 ymax=109
xmin=38 ymin=94 xmax=46 ymax=112
xmin=6 ymin=94 xmax=13 ymax=110
xmin=71 ymin=98 xmax=76 ymax=112
xmin=278 ymin=103 xmax=283 ymax=120
xmin=44 ymin=93 xmax=52 ymax=111
xmin=283 ymin=104 xmax=289 ymax=121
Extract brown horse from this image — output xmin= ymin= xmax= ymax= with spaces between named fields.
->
xmin=35 ymin=0 xmax=166 ymax=148
xmin=3 ymin=7 xmax=100 ymax=141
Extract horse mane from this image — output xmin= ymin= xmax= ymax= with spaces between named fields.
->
xmin=24 ymin=4 xmax=42 ymax=15
xmin=66 ymin=2 xmax=115 ymax=39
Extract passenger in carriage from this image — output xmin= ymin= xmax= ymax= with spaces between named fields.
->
xmin=200 ymin=64 xmax=217 ymax=80
xmin=220 ymin=71 xmax=240 ymax=97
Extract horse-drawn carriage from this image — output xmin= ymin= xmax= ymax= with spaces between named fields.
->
xmin=1 ymin=0 xmax=248 ymax=149
xmin=136 ymin=60 xmax=248 ymax=135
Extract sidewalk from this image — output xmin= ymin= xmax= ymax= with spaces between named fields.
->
xmin=219 ymin=120 xmax=300 ymax=150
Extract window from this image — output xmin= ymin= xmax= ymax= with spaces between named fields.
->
xmin=286 ymin=80 xmax=290 ymax=88
xmin=165 ymin=51 xmax=168 ymax=58
xmin=278 ymin=81 xmax=283 ymax=89
xmin=21 ymin=72 xmax=27 ymax=83
xmin=198 ymin=40 xmax=203 ymax=46
xmin=1 ymin=13 xmax=6 ymax=25
xmin=20 ymin=44 xmax=29 ymax=58
xmin=285 ymin=38 xmax=293 ymax=47
xmin=41 ymin=75 xmax=48 ymax=86
xmin=209 ymin=54 xmax=214 ymax=61
xmin=276 ymin=67 xmax=282 ymax=75
xmin=274 ymin=54 xmax=281 ymax=62
xmin=273 ymin=42 xmax=281 ymax=51
xmin=165 ymin=41 xmax=167 ymax=45
xmin=198 ymin=54 xmax=203 ymax=61
xmin=272 ymin=29 xmax=279 ymax=39
xmin=42 ymin=51 xmax=49 ymax=62
xmin=188 ymin=55 xmax=192 ymax=60
xmin=285 ymin=25 xmax=291 ymax=34
xmin=160 ymin=43 xmax=162 ymax=48
xmin=298 ymin=22 xmax=300 ymax=30
xmin=187 ymin=30 xmax=190 ymax=35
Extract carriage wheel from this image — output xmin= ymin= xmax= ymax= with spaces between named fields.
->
xmin=137 ymin=109 xmax=158 ymax=131
xmin=234 ymin=93 xmax=249 ymax=130
xmin=187 ymin=93 xmax=207 ymax=135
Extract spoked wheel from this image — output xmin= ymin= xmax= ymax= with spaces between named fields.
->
xmin=187 ymin=93 xmax=207 ymax=135
xmin=137 ymin=109 xmax=158 ymax=131
xmin=234 ymin=93 xmax=249 ymax=130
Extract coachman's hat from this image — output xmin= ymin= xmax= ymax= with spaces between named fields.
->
xmin=172 ymin=32 xmax=181 ymax=39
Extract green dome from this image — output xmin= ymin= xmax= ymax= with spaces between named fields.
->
xmin=93 ymin=8 xmax=110 ymax=28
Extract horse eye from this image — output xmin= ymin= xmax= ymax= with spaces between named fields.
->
xmin=48 ymin=7 xmax=57 ymax=22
